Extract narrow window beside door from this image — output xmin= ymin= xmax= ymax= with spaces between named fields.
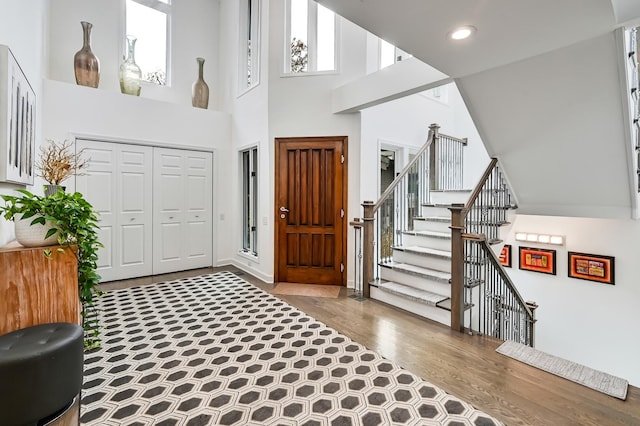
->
xmin=242 ymin=147 xmax=258 ymax=256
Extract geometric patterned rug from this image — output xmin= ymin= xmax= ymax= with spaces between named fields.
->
xmin=80 ymin=272 xmax=502 ymax=425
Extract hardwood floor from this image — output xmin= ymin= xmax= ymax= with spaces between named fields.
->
xmin=100 ymin=266 xmax=640 ymax=426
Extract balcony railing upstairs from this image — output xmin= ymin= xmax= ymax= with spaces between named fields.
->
xmin=450 ymin=159 xmax=537 ymax=346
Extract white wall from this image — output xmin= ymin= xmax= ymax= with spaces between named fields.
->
xmin=0 ymin=0 xmax=48 ymax=245
xmin=216 ymin=0 xmax=272 ymax=282
xmin=48 ymin=0 xmax=219 ymax=108
xmin=503 ymin=214 xmax=640 ymax=386
xmin=43 ymin=0 xmax=232 ymax=269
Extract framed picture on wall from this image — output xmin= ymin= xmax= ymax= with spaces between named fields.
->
xmin=499 ymin=244 xmax=512 ymax=268
xmin=0 ymin=44 xmax=36 ymax=185
xmin=568 ymin=252 xmax=615 ymax=285
xmin=519 ymin=246 xmax=556 ymax=275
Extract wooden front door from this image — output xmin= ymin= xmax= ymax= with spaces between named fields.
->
xmin=275 ymin=137 xmax=347 ymax=285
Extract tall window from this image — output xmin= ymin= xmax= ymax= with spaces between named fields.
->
xmin=379 ymin=39 xmax=412 ymax=70
xmin=126 ymin=0 xmax=171 ymax=85
xmin=285 ymin=0 xmax=337 ymax=74
xmin=241 ymin=147 xmax=258 ymax=256
xmin=239 ymin=0 xmax=260 ymax=92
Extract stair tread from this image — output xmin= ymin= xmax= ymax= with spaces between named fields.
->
xmin=402 ymin=230 xmax=451 ymax=239
xmin=414 ymin=216 xmax=450 ymax=222
xmin=377 ymin=281 xmax=449 ymax=307
xmin=380 ymin=261 xmax=451 ymax=282
xmin=436 ymin=298 xmax=474 ymax=311
xmin=394 ymin=245 xmax=451 ymax=258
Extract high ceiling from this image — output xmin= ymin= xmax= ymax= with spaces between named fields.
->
xmin=317 ymin=0 xmax=625 ymax=78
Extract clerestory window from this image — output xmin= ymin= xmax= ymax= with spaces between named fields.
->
xmin=239 ymin=0 xmax=261 ymax=92
xmin=285 ymin=0 xmax=338 ymax=74
xmin=379 ymin=39 xmax=412 ymax=70
xmin=125 ymin=0 xmax=171 ymax=85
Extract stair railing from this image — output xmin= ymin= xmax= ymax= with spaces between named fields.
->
xmin=361 ymin=123 xmax=468 ymax=297
xmin=430 ymin=133 xmax=467 ymax=191
xmin=450 ymin=159 xmax=537 ymax=346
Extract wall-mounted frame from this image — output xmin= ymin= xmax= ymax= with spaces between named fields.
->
xmin=519 ymin=246 xmax=556 ymax=275
xmin=499 ymin=244 xmax=512 ymax=268
xmin=568 ymin=252 xmax=615 ymax=285
xmin=0 ymin=45 xmax=35 ymax=185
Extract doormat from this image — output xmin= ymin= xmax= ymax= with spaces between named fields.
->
xmin=272 ymin=282 xmax=341 ymax=298
xmin=496 ymin=340 xmax=628 ymax=400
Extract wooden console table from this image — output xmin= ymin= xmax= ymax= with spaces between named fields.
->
xmin=0 ymin=242 xmax=80 ymax=336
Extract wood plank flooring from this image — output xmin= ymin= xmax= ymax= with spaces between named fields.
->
xmin=101 ymin=266 xmax=640 ymax=426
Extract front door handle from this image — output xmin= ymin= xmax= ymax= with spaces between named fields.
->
xmin=280 ymin=206 xmax=289 ymax=212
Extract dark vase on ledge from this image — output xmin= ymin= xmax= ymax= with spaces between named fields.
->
xmin=73 ymin=21 xmax=100 ymax=88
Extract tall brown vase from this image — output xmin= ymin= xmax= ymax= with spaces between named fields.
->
xmin=191 ymin=57 xmax=209 ymax=109
xmin=74 ymin=21 xmax=100 ymax=88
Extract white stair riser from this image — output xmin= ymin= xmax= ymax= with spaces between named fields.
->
xmin=413 ymin=219 xmax=450 ymax=233
xmin=421 ymin=206 xmax=451 ymax=217
xmin=402 ymin=233 xmax=451 ymax=251
xmin=393 ymin=250 xmax=451 ymax=273
xmin=380 ymin=268 xmax=451 ymax=296
xmin=430 ymin=191 xmax=471 ymax=204
xmin=371 ymin=287 xmax=451 ymax=327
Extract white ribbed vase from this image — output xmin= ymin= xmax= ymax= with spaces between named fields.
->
xmin=14 ymin=214 xmax=59 ymax=247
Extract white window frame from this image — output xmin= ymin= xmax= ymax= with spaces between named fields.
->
xmin=240 ymin=146 xmax=259 ymax=258
xmin=239 ymin=0 xmax=261 ymax=95
xmin=283 ymin=0 xmax=340 ymax=75
xmin=125 ymin=0 xmax=172 ymax=86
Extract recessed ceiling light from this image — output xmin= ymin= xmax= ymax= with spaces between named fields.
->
xmin=449 ymin=26 xmax=476 ymax=40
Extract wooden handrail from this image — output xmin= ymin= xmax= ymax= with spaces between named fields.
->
xmin=462 ymin=158 xmax=498 ymax=215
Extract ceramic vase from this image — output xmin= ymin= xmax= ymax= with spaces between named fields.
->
xmin=74 ymin=21 xmax=100 ymax=88
xmin=14 ymin=214 xmax=59 ymax=247
xmin=191 ymin=57 xmax=209 ymax=109
xmin=119 ymin=36 xmax=142 ymax=96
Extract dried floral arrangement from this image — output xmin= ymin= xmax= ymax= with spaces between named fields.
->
xmin=35 ymin=139 xmax=88 ymax=185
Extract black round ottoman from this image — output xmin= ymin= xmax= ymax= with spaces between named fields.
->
xmin=0 ymin=322 xmax=84 ymax=426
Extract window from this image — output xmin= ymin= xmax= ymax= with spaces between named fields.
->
xmin=125 ymin=0 xmax=171 ymax=85
xmin=379 ymin=39 xmax=412 ymax=70
xmin=241 ymin=147 xmax=258 ymax=256
xmin=239 ymin=0 xmax=260 ymax=92
xmin=285 ymin=0 xmax=337 ymax=74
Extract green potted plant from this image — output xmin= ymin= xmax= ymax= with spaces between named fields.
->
xmin=0 ymin=189 xmax=103 ymax=349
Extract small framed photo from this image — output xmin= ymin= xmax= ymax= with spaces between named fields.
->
xmin=499 ymin=244 xmax=512 ymax=268
xmin=568 ymin=252 xmax=615 ymax=285
xmin=519 ymin=246 xmax=556 ymax=275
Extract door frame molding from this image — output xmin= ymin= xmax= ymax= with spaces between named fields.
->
xmin=273 ymin=136 xmax=348 ymax=285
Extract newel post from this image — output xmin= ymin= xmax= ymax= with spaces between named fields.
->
xmin=449 ymin=203 xmax=465 ymax=332
xmin=362 ymin=201 xmax=375 ymax=298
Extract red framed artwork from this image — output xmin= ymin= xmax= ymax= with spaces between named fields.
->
xmin=519 ymin=246 xmax=556 ymax=275
xmin=568 ymin=252 xmax=615 ymax=285
xmin=499 ymin=244 xmax=512 ymax=267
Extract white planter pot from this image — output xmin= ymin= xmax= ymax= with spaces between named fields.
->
xmin=14 ymin=214 xmax=59 ymax=247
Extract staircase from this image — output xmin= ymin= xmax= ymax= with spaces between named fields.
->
xmin=372 ymin=189 xmax=509 ymax=327
xmin=358 ymin=124 xmax=537 ymax=346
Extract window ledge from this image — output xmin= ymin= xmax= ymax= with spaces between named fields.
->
xmin=280 ymin=70 xmax=339 ymax=78
xmin=238 ymin=250 xmax=259 ymax=263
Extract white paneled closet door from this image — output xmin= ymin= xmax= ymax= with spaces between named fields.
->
xmin=76 ymin=140 xmax=153 ymax=282
xmin=153 ymin=148 xmax=213 ymax=274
